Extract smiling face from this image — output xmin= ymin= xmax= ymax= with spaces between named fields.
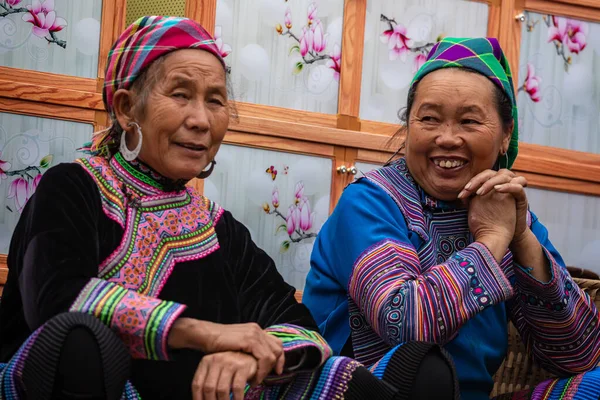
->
xmin=113 ymin=49 xmax=230 ymax=181
xmin=404 ymin=68 xmax=512 ymax=201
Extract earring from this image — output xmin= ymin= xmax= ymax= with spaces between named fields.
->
xmin=120 ymin=122 xmax=143 ymax=161
xmin=505 ymin=152 xmax=510 ymax=169
xmin=197 ymin=160 xmax=216 ymax=179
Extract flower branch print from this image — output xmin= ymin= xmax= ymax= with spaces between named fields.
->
xmin=263 ymin=182 xmax=317 ymax=253
xmin=379 ymin=14 xmax=440 ymax=72
xmin=276 ymin=2 xmax=342 ymax=80
xmin=2 ymin=152 xmax=53 ymax=213
xmin=0 ymin=0 xmax=67 ymax=48
xmin=518 ymin=63 xmax=542 ymax=102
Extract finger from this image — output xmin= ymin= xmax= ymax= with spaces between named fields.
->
xmin=494 ymin=183 xmax=527 ymax=200
xmin=232 ymin=369 xmax=250 ymax=400
xmin=511 ymin=176 xmax=528 ymax=188
xmin=459 ymin=170 xmax=497 ymax=198
xmin=216 ymin=365 xmax=234 ymax=400
xmin=192 ymin=361 xmax=209 ymax=400
xmin=265 ymin=335 xmax=284 ymax=375
xmin=203 ymin=362 xmax=222 ymax=400
xmin=475 ymin=174 xmax=514 ymax=196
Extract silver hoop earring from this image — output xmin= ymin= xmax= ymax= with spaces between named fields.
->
xmin=504 ymin=152 xmax=509 ymax=169
xmin=120 ymin=122 xmax=143 ymax=161
xmin=198 ymin=160 xmax=216 ymax=179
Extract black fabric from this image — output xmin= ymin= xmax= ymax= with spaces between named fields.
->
xmin=345 ymin=366 xmax=400 ymax=400
xmin=382 ymin=342 xmax=459 ymax=400
xmin=20 ymin=312 xmax=129 ymax=400
xmin=0 ymin=163 xmax=318 ymax=400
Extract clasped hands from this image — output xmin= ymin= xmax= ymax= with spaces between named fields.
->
xmin=457 ymin=168 xmax=529 ymax=264
xmin=168 ymin=319 xmax=285 ymax=400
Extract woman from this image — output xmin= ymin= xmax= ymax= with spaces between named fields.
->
xmin=0 ymin=16 xmax=459 ymax=400
xmin=304 ymin=37 xmax=600 ymax=400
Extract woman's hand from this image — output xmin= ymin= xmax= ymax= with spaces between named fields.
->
xmin=459 ymin=169 xmax=529 ymax=244
xmin=192 ymin=351 xmax=258 ymax=400
xmin=467 ymin=188 xmax=516 ymax=263
xmin=168 ymin=319 xmax=285 ymax=378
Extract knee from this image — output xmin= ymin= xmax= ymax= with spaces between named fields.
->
xmin=411 ymin=347 xmax=458 ymax=400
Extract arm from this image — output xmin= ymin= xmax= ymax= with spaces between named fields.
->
xmin=508 ymin=212 xmax=600 ymax=375
xmin=328 ymin=179 xmax=514 ymax=345
xmin=15 ymin=164 xmax=185 ymax=360
xmin=218 ymin=212 xmax=330 ymax=374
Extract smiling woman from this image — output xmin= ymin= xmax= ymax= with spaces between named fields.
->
xmin=304 ymin=37 xmax=600 ymax=400
xmin=0 ymin=15 xmax=459 ymax=400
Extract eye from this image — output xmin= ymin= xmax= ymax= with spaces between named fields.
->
xmin=421 ymin=115 xmax=438 ymax=122
xmin=208 ymin=97 xmax=225 ymax=106
xmin=172 ymin=92 xmax=189 ymax=100
xmin=462 ymin=119 xmax=480 ymax=125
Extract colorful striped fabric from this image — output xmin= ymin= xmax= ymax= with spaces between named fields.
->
xmin=70 ymin=278 xmax=185 ymax=360
xmin=411 ymin=37 xmax=518 ymax=169
xmin=354 ymin=157 xmax=600 ymax=376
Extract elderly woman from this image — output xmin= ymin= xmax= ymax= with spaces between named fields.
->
xmin=304 ymin=37 xmax=600 ymax=400
xmin=0 ymin=17 xmax=459 ymax=400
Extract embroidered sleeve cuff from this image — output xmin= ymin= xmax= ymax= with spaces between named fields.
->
xmin=513 ymin=247 xmax=569 ymax=304
xmin=70 ymin=278 xmax=186 ymax=360
xmin=265 ymin=324 xmax=332 ymax=374
xmin=465 ymin=242 xmax=514 ymax=303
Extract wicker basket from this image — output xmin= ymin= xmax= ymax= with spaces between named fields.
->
xmin=490 ymin=277 xmax=600 ymax=397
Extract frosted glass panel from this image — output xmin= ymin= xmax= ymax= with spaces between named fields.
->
xmin=0 ymin=112 xmax=92 ymax=253
xmin=0 ymin=0 xmax=103 ymax=78
xmin=527 ymin=188 xmax=600 ymax=275
xmin=354 ymin=161 xmax=383 ymax=180
xmin=217 ymin=0 xmax=343 ymax=114
xmin=205 ymin=144 xmax=333 ymax=289
xmin=518 ymin=12 xmax=600 ymax=153
xmin=125 ymin=0 xmax=185 ymax=26
xmin=360 ymin=0 xmax=488 ymax=123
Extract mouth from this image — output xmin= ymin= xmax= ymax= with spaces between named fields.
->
xmin=431 ymin=157 xmax=468 ymax=171
xmin=174 ymin=142 xmax=208 ymax=153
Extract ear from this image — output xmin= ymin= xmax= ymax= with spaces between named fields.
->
xmin=501 ymin=120 xmax=514 ymax=153
xmin=112 ymin=88 xmax=136 ymax=131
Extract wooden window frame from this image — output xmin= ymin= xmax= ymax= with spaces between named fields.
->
xmin=2 ymin=0 xmax=600 ymax=271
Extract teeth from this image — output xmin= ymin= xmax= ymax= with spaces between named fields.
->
xmin=434 ymin=159 xmax=465 ymax=169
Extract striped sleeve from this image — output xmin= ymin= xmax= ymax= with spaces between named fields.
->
xmin=349 ymin=239 xmax=514 ymax=345
xmin=70 ymin=278 xmax=186 ymax=360
xmin=508 ymin=215 xmax=600 ymax=375
xmin=263 ymin=324 xmax=333 ymax=383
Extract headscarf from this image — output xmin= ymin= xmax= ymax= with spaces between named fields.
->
xmin=410 ymin=37 xmax=518 ymax=169
xmin=88 ymin=16 xmax=226 ymax=157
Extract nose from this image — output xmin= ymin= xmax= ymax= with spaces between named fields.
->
xmin=434 ymin=123 xmax=462 ymax=149
xmin=186 ymin=101 xmax=210 ymax=133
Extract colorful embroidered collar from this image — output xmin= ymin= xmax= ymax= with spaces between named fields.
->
xmin=76 ymin=153 xmax=223 ymax=297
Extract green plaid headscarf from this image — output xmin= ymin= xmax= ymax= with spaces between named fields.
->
xmin=410 ymin=37 xmax=518 ymax=169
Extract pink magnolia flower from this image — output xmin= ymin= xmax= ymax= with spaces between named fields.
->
xmin=413 ymin=53 xmax=427 ymax=73
xmin=8 ymin=177 xmax=29 ymax=213
xmin=284 ymin=7 xmax=292 ymax=30
xmin=22 ymin=0 xmax=68 ymax=39
xmin=326 ymin=43 xmax=341 ymax=81
xmin=0 ymin=154 xmax=11 ymax=180
xmin=548 ymin=16 xmax=588 ymax=54
xmin=307 ymin=2 xmax=317 ymax=25
xmin=380 ymin=23 xmax=414 ymax=62
xmin=272 ymin=187 xmax=280 ymax=208
xmin=523 ymin=63 xmax=542 ymax=103
xmin=6 ymin=0 xmax=23 ymax=6
xmin=300 ymin=26 xmax=314 ymax=57
xmin=214 ymin=26 xmax=232 ymax=58
xmin=311 ymin=19 xmax=327 ymax=53
xmin=28 ymin=173 xmax=42 ymax=197
xmin=286 ymin=205 xmax=298 ymax=235
xmin=294 ymin=181 xmax=304 ymax=202
xmin=298 ymin=198 xmax=314 ymax=232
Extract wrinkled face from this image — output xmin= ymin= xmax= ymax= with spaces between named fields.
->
xmin=404 ymin=68 xmax=512 ymax=201
xmin=115 ymin=49 xmax=229 ymax=181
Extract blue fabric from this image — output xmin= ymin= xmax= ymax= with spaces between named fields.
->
xmin=304 ymin=178 xmax=566 ymax=400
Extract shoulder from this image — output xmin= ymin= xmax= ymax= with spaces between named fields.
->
xmin=35 ymin=161 xmax=98 ymax=198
